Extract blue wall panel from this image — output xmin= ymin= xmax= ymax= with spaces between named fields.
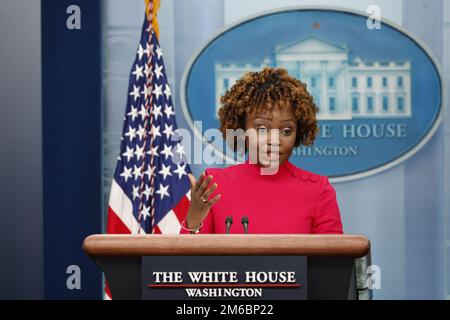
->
xmin=42 ymin=0 xmax=102 ymax=299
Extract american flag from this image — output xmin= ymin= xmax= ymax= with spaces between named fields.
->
xmin=106 ymin=0 xmax=191 ymax=268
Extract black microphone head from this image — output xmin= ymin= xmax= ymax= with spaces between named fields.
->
xmin=225 ymin=216 xmax=233 ymax=225
xmin=241 ymin=216 xmax=249 ymax=225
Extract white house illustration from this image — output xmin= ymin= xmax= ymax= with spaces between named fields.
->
xmin=214 ymin=37 xmax=412 ymax=120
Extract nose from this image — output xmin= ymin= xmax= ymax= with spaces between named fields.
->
xmin=266 ymin=129 xmax=280 ymax=146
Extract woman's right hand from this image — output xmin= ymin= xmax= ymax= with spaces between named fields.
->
xmin=186 ymin=172 xmax=221 ymax=229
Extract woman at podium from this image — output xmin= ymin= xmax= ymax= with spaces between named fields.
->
xmin=181 ymin=67 xmax=343 ymax=235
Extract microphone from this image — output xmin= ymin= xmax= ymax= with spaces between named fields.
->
xmin=225 ymin=216 xmax=233 ymax=234
xmin=241 ymin=217 xmax=249 ymax=234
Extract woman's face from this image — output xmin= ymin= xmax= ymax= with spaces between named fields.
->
xmin=244 ymin=103 xmax=297 ymax=168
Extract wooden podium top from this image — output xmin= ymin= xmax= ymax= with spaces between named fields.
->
xmin=83 ymin=234 xmax=370 ymax=258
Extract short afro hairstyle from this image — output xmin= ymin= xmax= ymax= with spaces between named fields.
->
xmin=218 ymin=67 xmax=319 ymax=152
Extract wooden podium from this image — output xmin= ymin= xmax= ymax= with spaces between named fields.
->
xmin=83 ymin=234 xmax=371 ymax=300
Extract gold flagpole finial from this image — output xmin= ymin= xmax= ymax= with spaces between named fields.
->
xmin=145 ymin=0 xmax=160 ymax=38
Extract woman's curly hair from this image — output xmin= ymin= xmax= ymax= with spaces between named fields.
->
xmin=218 ymin=67 xmax=319 ymax=152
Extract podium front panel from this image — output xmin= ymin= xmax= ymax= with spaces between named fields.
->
xmin=97 ymin=257 xmax=356 ymax=300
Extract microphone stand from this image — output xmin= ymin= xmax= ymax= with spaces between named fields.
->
xmin=225 ymin=217 xmax=233 ymax=234
xmin=241 ymin=216 xmax=249 ymax=234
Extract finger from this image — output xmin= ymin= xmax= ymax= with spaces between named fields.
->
xmin=194 ymin=172 xmax=205 ymax=192
xmin=188 ymin=173 xmax=196 ymax=190
xmin=201 ymin=182 xmax=217 ymax=199
xmin=208 ymin=194 xmax=221 ymax=206
xmin=198 ymin=175 xmax=213 ymax=194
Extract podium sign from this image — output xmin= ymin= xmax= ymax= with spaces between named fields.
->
xmin=142 ymin=256 xmax=307 ymax=300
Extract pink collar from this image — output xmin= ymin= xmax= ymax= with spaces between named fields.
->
xmin=243 ymin=158 xmax=293 ymax=177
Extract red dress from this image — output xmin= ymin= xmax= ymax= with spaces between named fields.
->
xmin=181 ymin=159 xmax=343 ymax=234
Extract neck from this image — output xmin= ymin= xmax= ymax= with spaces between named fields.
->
xmin=244 ymin=157 xmax=291 ymax=176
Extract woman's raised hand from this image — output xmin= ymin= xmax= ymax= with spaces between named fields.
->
xmin=186 ymin=172 xmax=221 ymax=229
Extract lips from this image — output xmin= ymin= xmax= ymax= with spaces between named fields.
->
xmin=266 ymin=148 xmax=281 ymax=155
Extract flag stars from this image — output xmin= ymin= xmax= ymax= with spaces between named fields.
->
xmin=132 ymin=185 xmax=140 ymax=200
xmin=151 ymin=104 xmax=163 ymax=121
xmin=174 ymin=143 xmax=185 ymax=158
xmin=164 ymin=104 xmax=175 ymax=119
xmin=122 ymin=146 xmax=134 ymax=162
xmin=132 ymin=165 xmax=143 ymax=180
xmin=125 ymin=126 xmax=137 ymax=142
xmin=174 ymin=163 xmax=187 ymax=179
xmin=144 ymin=63 xmax=152 ymax=78
xmin=156 ymin=183 xmax=170 ymax=200
xmin=141 ymin=84 xmax=152 ymax=101
xmin=137 ymin=44 xmax=145 ymax=60
xmin=120 ymin=166 xmax=132 ymax=182
xmin=127 ymin=105 xmax=138 ymax=121
xmin=142 ymin=185 xmax=154 ymax=201
xmin=136 ymin=124 xmax=146 ymax=141
xmin=115 ymin=32 xmax=191 ymax=224
xmin=132 ymin=64 xmax=144 ymax=81
xmin=163 ymin=85 xmax=172 ymax=99
xmin=144 ymin=43 xmax=153 ymax=59
xmin=150 ymin=125 xmax=162 ymax=139
xmin=160 ymin=144 xmax=173 ymax=160
xmin=139 ymin=204 xmax=151 ymax=221
xmin=153 ymin=84 xmax=163 ymax=100
xmin=154 ymin=64 xmax=163 ymax=80
xmin=156 ymin=46 xmax=163 ymax=60
xmin=147 ymin=145 xmax=159 ymax=158
xmin=158 ymin=164 xmax=173 ymax=180
xmin=129 ymin=85 xmax=140 ymax=101
xmin=144 ymin=165 xmax=156 ymax=179
xmin=138 ymin=105 xmax=149 ymax=121
xmin=163 ymin=124 xmax=174 ymax=139
xmin=134 ymin=144 xmax=145 ymax=160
